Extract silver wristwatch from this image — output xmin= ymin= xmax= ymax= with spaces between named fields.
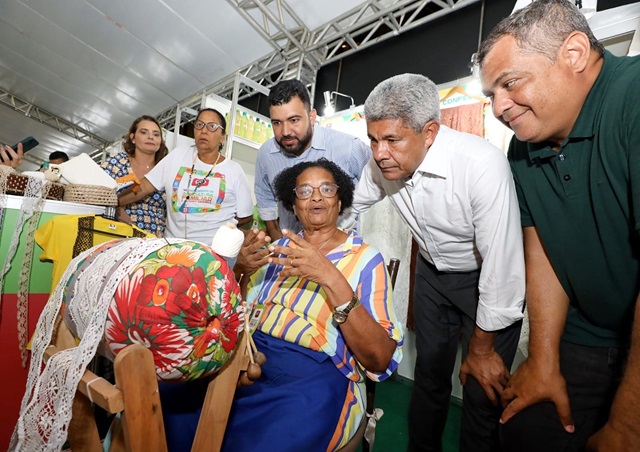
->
xmin=332 ymin=295 xmax=361 ymax=324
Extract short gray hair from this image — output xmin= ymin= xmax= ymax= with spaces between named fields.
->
xmin=477 ymin=0 xmax=604 ymax=67
xmin=364 ymin=74 xmax=440 ymax=133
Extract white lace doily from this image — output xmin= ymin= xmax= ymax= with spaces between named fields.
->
xmin=0 ymin=170 xmax=52 ymax=366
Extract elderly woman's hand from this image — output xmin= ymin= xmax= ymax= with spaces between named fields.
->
xmin=234 ymin=229 xmax=272 ymax=281
xmin=0 ymin=143 xmax=24 ymax=169
xmin=268 ymin=229 xmax=340 ymax=286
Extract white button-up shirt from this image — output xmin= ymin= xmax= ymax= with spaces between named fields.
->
xmin=352 ymin=125 xmax=525 ymax=331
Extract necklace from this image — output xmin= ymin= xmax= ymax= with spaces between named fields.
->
xmin=312 ymin=228 xmax=339 ymax=253
xmin=180 ymin=152 xmax=221 ymax=210
xmin=181 ymin=150 xmax=222 ymax=239
xmin=132 ymin=156 xmax=152 ymax=170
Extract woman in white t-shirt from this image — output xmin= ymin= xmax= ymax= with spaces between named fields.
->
xmin=118 ymin=108 xmax=253 ymax=245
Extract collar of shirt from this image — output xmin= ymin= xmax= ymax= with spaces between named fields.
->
xmin=413 ymin=125 xmax=451 ymax=181
xmin=292 ymin=228 xmax=362 ymax=260
xmin=569 ymin=51 xmax=617 ymax=140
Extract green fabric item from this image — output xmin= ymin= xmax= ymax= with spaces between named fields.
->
xmin=252 ymin=204 xmax=266 ymax=230
xmin=1 ymin=211 xmax=56 ymax=294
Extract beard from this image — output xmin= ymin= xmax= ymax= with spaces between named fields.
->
xmin=276 ymin=124 xmax=313 ymax=156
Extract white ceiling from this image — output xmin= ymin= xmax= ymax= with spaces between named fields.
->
xmin=0 ymin=0 xmax=366 ymax=170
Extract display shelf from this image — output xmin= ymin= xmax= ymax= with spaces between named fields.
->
xmin=230 ymin=137 xmax=259 ymax=162
xmin=204 ymin=80 xmax=271 ymax=160
xmin=202 ymin=74 xmax=271 ymax=205
xmin=204 ymin=90 xmax=266 ymax=194
xmin=6 ymin=194 xmax=106 ymax=215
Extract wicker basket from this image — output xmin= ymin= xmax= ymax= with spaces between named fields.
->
xmin=63 ymin=184 xmax=118 ymax=206
xmin=6 ymin=173 xmax=65 ymax=200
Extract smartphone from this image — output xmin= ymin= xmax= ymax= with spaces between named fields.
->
xmin=12 ymin=136 xmax=39 ymax=153
xmin=3 ymin=136 xmax=39 ymax=161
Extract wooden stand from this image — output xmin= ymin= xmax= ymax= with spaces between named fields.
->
xmin=47 ymin=323 xmax=250 ymax=452
xmin=192 ymin=333 xmax=250 ymax=451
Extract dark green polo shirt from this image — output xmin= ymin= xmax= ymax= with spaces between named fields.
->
xmin=508 ymin=51 xmax=640 ymax=347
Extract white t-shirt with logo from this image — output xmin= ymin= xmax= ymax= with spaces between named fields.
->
xmin=146 ymin=145 xmax=253 ymax=245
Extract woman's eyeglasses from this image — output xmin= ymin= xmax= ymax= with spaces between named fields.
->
xmin=194 ymin=121 xmax=224 ymax=133
xmin=293 ymin=183 xmax=339 ymax=200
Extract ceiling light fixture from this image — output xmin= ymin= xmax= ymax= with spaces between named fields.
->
xmin=471 ymin=0 xmax=485 ymax=78
xmin=323 ymin=90 xmax=356 ymax=116
xmin=467 ymin=0 xmax=484 ymax=96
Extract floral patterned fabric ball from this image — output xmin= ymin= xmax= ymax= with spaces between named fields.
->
xmin=68 ymin=240 xmax=244 ymax=382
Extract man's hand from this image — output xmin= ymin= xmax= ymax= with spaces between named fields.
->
xmin=460 ymin=348 xmax=510 ymax=405
xmin=587 ymin=422 xmax=639 ymax=452
xmin=500 ymin=357 xmax=574 ymax=433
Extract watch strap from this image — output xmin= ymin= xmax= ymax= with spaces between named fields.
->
xmin=335 ymin=294 xmax=360 ymax=315
xmin=334 ymin=299 xmax=352 ymax=311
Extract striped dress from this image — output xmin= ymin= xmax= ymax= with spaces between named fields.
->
xmin=243 ymin=229 xmax=404 ymax=450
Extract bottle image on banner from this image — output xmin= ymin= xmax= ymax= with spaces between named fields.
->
xmin=233 ymin=109 xmax=242 ymax=136
xmin=240 ymin=112 xmax=249 ymax=138
xmin=259 ymin=120 xmax=268 ymax=143
xmin=252 ymin=118 xmax=262 ymax=142
xmin=247 ymin=115 xmax=255 ymax=140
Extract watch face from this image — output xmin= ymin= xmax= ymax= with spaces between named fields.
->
xmin=333 ymin=310 xmax=348 ymax=324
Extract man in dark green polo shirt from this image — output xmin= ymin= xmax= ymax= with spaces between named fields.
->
xmin=477 ymin=1 xmax=640 ymax=451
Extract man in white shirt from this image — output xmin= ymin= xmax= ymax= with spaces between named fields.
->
xmin=351 ymin=74 xmax=525 ymax=452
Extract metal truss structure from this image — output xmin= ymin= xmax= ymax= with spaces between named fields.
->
xmin=2 ymin=0 xmax=480 ymax=154
xmin=0 ymin=88 xmax=110 ymax=160
xmin=156 ymin=0 xmax=480 ymax=130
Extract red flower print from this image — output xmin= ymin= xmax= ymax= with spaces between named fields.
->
xmin=152 ymin=279 xmax=170 ymax=306
xmin=137 ymin=266 xmax=180 ymax=306
xmin=172 ymin=266 xmax=206 ymax=298
xmin=164 ymin=244 xmax=204 ymax=267
xmin=105 ymin=243 xmax=245 ymax=382
xmin=193 ymin=317 xmax=222 ymax=358
xmin=157 ymin=265 xmax=180 ymax=280
xmin=192 ymin=311 xmax=242 ymax=356
xmin=105 ymin=269 xmax=192 ymax=361
xmin=105 ymin=268 xmax=144 ymax=349
xmin=162 ymin=267 xmax=209 ymax=323
xmin=219 ymin=311 xmax=242 ymax=352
